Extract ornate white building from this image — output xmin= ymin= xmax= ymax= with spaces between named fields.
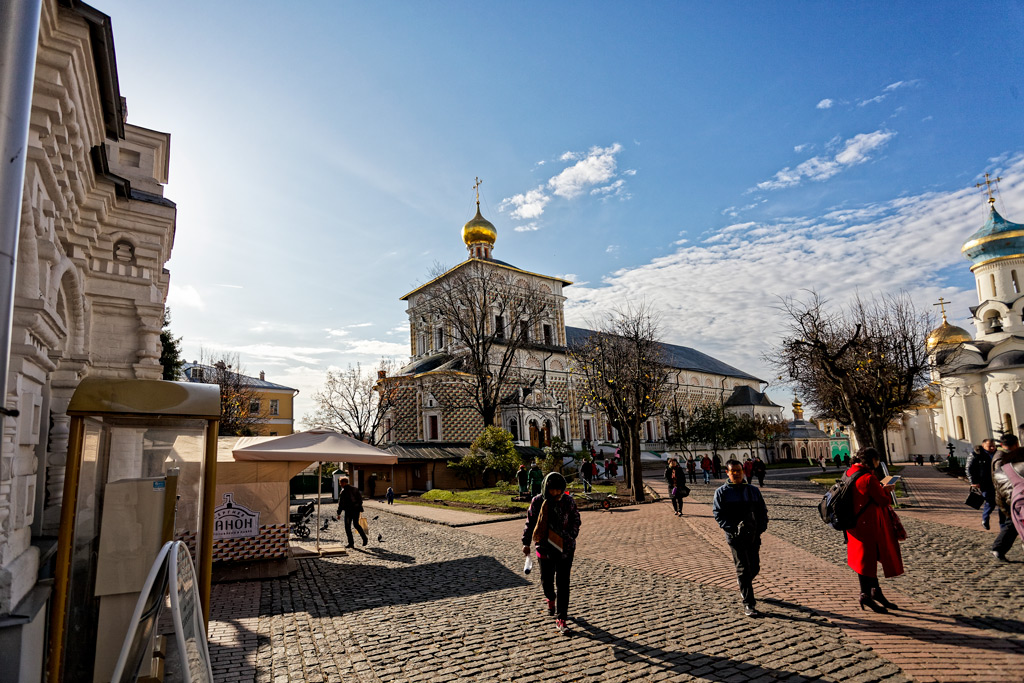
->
xmin=931 ymin=189 xmax=1024 ymax=454
xmin=0 ymin=2 xmax=178 ymax=677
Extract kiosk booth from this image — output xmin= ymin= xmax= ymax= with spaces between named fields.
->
xmin=47 ymin=378 xmax=221 ymax=683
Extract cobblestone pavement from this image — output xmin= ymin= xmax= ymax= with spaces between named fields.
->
xmin=202 ymin=470 xmax=1023 ymax=683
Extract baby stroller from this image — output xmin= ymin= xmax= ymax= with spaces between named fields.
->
xmin=290 ymin=501 xmax=315 ymax=539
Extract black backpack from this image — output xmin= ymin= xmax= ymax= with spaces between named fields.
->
xmin=818 ymin=469 xmax=869 ymax=530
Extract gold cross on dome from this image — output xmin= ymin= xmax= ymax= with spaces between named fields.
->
xmin=933 ymin=297 xmax=950 ymax=323
xmin=473 ymin=177 xmax=483 ymax=204
xmin=975 ymin=172 xmax=1002 ymax=205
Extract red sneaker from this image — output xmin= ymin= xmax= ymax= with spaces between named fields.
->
xmin=555 ymin=618 xmax=567 ymax=633
xmin=545 ymin=599 xmax=555 ymax=616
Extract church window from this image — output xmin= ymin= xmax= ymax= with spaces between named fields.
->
xmin=427 ymin=415 xmax=439 ymax=440
xmin=645 ymin=421 xmax=653 ymax=441
xmin=1013 ymin=271 xmax=1020 ymax=294
xmin=606 ymin=421 xmax=613 ymax=440
xmin=435 ymin=327 xmax=444 ymax=349
xmin=509 ymin=418 xmax=519 ymax=441
xmin=543 ymin=324 xmax=553 ymax=346
xmin=495 ymin=315 xmax=506 ymax=339
xmin=1003 ymin=413 xmax=1013 ymax=434
xmin=520 ymin=320 xmax=530 ymax=342
xmin=977 ymin=280 xmax=982 ymax=300
xmin=956 ymin=416 xmax=965 ymax=441
xmin=990 ymin=274 xmax=997 ymax=298
xmin=384 ymin=418 xmax=393 ymax=442
xmin=543 ymin=420 xmax=552 ymax=446
xmin=583 ymin=419 xmax=592 ymax=442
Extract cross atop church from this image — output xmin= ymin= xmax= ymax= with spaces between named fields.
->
xmin=975 ymin=172 xmax=1002 ymax=206
xmin=933 ymin=296 xmax=951 ymax=323
xmin=473 ymin=176 xmax=483 ymax=204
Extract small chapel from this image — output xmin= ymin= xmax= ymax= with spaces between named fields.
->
xmin=374 ymin=185 xmax=782 ymax=491
xmin=930 ymin=176 xmax=1024 ymax=451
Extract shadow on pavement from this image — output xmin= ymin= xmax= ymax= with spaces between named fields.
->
xmin=350 ymin=546 xmax=417 ymax=564
xmin=298 ymin=554 xmax=530 ymax=614
xmin=571 ymin=616 xmax=824 ymax=681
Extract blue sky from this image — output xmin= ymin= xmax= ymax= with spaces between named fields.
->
xmin=98 ymin=1 xmax=1024 ymax=419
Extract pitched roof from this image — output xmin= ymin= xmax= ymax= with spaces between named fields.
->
xmin=724 ymin=385 xmax=780 ymax=407
xmin=181 ymin=362 xmax=298 ymax=392
xmin=383 ymin=442 xmax=546 ymax=462
xmin=565 ymin=326 xmax=763 ymax=382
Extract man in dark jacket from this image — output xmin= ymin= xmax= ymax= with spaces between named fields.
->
xmin=967 ymin=438 xmax=998 ymax=529
xmin=336 ymin=475 xmax=367 ymax=548
xmin=991 ymin=433 xmax=1024 ymax=560
xmin=712 ymin=459 xmax=769 ymax=616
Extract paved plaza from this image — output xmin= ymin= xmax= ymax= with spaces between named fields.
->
xmin=204 ymin=467 xmax=1024 ymax=682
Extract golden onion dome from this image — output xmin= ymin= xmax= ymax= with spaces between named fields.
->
xmin=926 ymin=319 xmax=972 ymax=352
xmin=462 ymin=204 xmax=497 ymax=247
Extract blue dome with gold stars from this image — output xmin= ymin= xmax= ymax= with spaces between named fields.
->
xmin=962 ymin=207 xmax=1024 ymax=269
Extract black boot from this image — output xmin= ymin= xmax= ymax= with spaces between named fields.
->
xmin=871 ymin=587 xmax=899 ymax=610
xmin=859 ymin=593 xmax=888 ymax=613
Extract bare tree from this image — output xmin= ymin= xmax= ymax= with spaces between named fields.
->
xmin=569 ymin=304 xmax=671 ymax=502
xmin=192 ymin=352 xmax=266 ymax=436
xmin=767 ymin=291 xmax=932 ymax=462
xmin=420 ymin=260 xmax=550 ymax=427
xmin=303 ymin=360 xmax=400 ymax=445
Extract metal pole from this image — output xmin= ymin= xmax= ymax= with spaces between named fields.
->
xmin=46 ymin=415 xmax=84 ymax=683
xmin=0 ymin=0 xmax=42 ymax=418
xmin=198 ymin=419 xmax=219 ymax=629
xmin=316 ymin=461 xmax=321 ymax=554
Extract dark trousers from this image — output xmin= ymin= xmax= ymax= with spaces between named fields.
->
xmin=992 ymin=511 xmax=1018 ymax=555
xmin=857 ymin=573 xmax=880 ymax=594
xmin=728 ymin=536 xmax=761 ymax=607
xmin=539 ymin=553 xmax=573 ymax=619
xmin=582 ymin=475 xmax=592 ymax=493
xmin=671 ymin=495 xmax=684 ymax=514
xmin=687 ymin=470 xmax=696 ymax=484
xmin=344 ymin=511 xmax=367 ymax=546
xmin=981 ymin=489 xmax=996 ymax=526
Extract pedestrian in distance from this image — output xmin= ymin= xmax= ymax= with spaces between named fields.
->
xmin=580 ymin=458 xmax=594 ymax=493
xmin=752 ymin=456 xmax=767 ymax=488
xmin=335 ymin=475 xmax=368 ymax=548
xmin=990 ymin=432 xmax=1024 ymax=561
xmin=929 ymin=454 xmax=935 ymax=465
xmin=528 ymin=461 xmax=544 ymax=497
xmin=967 ymin=439 xmax=998 ymax=530
xmin=712 ymin=459 xmax=769 ymax=617
xmin=701 ymin=455 xmax=713 ymax=484
xmin=743 ymin=457 xmax=754 ymax=481
xmin=516 ymin=464 xmax=529 ymax=497
xmin=686 ymin=456 xmax=697 ymax=484
xmin=665 ymin=457 xmax=688 ymax=516
xmin=385 ymin=486 xmax=394 ymax=505
xmin=915 ymin=453 xmax=924 ymax=466
xmin=713 ymin=453 xmax=723 ymax=479
xmin=522 ymin=472 xmax=581 ymax=634
xmin=843 ymin=447 xmax=904 ymax=613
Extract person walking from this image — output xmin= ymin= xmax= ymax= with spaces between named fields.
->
xmin=528 ymin=462 xmax=544 ymax=497
xmin=522 ymin=472 xmax=581 ymax=633
xmin=686 ymin=456 xmax=697 ymax=484
xmin=335 ymin=475 xmax=368 ymax=548
xmin=712 ymin=453 xmax=723 ymax=479
xmin=516 ymin=464 xmax=529 ymax=497
xmin=580 ymin=458 xmax=594 ymax=493
xmin=752 ymin=456 xmax=767 ymax=488
xmin=991 ymin=433 xmax=1024 ymax=561
xmin=701 ymin=455 xmax=713 ymax=484
xmin=385 ymin=486 xmax=395 ymax=505
xmin=712 ymin=459 xmax=769 ymax=616
xmin=665 ymin=458 xmax=688 ymax=516
xmin=967 ymin=439 xmax=998 ymax=530
xmin=844 ymin=447 xmax=904 ymax=613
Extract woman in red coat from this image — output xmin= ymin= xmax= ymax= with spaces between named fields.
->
xmin=845 ymin=447 xmax=904 ymax=613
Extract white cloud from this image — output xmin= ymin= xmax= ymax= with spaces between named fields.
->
xmin=215 ymin=283 xmax=244 ymax=289
xmin=346 ymin=322 xmax=373 ymax=328
xmin=606 ymin=244 xmax=620 ymax=254
xmin=548 ymin=143 xmax=623 ymax=199
xmin=755 ymin=130 xmax=895 ymax=191
xmin=884 ymin=80 xmax=920 ymax=91
xmin=794 ymin=143 xmax=810 ymax=153
xmin=386 ymin=323 xmax=410 ymax=336
xmin=816 ymin=99 xmax=834 ymax=109
xmin=560 ymin=151 xmax=581 ymax=162
xmin=325 ymin=328 xmax=349 ymax=337
xmin=566 ymin=153 xmax=1024 ymax=393
xmin=858 ymin=94 xmax=887 ymax=107
xmin=591 ymin=179 xmax=630 ymax=200
xmin=514 ymin=223 xmax=540 ymax=232
xmin=167 ymin=283 xmax=205 ymax=310
xmin=623 ymin=169 xmax=637 ymax=176
xmin=499 ymin=186 xmax=550 ymax=220
xmin=344 ymin=339 xmax=410 ymax=356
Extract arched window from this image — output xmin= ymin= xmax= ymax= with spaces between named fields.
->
xmin=543 ymin=420 xmax=552 ymax=446
xmin=956 ymin=416 xmax=966 ymax=441
xmin=1004 ymin=413 xmax=1013 ymax=435
xmin=1013 ymin=270 xmax=1020 ymax=294
xmin=509 ymin=418 xmax=519 ymax=441
xmin=990 ymin=273 xmax=997 ymax=298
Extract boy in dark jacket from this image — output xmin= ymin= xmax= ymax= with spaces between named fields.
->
xmin=967 ymin=439 xmax=998 ymax=529
xmin=522 ymin=472 xmax=581 ymax=633
xmin=712 ymin=459 xmax=769 ymax=616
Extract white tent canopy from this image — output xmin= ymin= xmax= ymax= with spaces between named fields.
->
xmin=232 ymin=429 xmax=398 ymax=465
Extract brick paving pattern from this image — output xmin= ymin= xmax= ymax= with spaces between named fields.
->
xmin=197 ymin=467 xmax=1024 ymax=682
